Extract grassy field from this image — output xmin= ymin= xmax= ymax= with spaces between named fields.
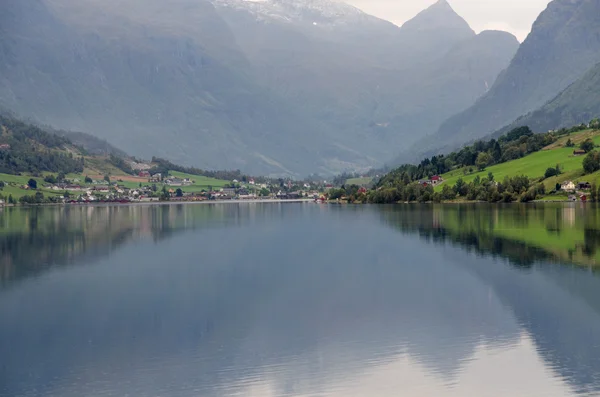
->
xmin=169 ymin=171 xmax=228 ymax=192
xmin=83 ymin=156 xmax=130 ymax=177
xmin=346 ymin=177 xmax=374 ymax=186
xmin=437 ymin=129 xmax=600 ymax=192
xmin=0 ymin=173 xmax=65 ymax=200
xmin=0 ymin=169 xmax=230 ymax=200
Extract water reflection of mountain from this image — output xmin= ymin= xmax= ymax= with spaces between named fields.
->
xmin=0 ymin=204 xmax=263 ymax=285
xmin=2 ymin=205 xmax=600 ymax=396
xmin=0 ymin=205 xmax=524 ymax=397
xmin=380 ymin=205 xmax=600 ymax=395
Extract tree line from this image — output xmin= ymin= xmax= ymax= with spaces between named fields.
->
xmin=149 ymin=157 xmax=246 ymax=181
xmin=376 ymin=126 xmax=574 ymax=189
xmin=0 ymin=115 xmax=84 ymax=175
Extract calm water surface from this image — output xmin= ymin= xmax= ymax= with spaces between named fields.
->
xmin=2 ymin=203 xmax=600 ymax=397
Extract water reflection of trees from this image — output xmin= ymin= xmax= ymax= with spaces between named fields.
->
xmin=381 ymin=205 xmax=600 ymax=395
xmin=380 ymin=204 xmax=600 ymax=269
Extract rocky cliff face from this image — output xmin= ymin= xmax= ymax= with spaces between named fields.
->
xmin=499 ymin=62 xmax=600 ymax=134
xmin=412 ymin=0 xmax=600 ymax=159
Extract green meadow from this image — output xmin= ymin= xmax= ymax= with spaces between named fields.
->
xmin=437 ymin=129 xmax=600 ymax=192
xmin=168 ymin=171 xmax=228 ymax=192
xmin=345 ymin=177 xmax=374 ymax=186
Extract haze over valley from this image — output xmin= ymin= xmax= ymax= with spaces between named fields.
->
xmin=0 ymin=0 xmax=598 ymax=175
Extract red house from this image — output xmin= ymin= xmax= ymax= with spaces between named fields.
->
xmin=138 ymin=171 xmax=150 ymax=178
xmin=430 ymin=175 xmax=444 ymax=186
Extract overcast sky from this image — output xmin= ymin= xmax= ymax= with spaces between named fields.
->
xmin=343 ymin=0 xmax=552 ymax=41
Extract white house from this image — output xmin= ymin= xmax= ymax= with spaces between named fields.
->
xmin=561 ymin=181 xmax=576 ymax=191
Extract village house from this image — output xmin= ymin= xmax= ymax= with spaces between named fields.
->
xmin=93 ymin=186 xmax=110 ymax=193
xmin=430 ymin=175 xmax=444 ymax=186
xmin=138 ymin=171 xmax=150 ymax=178
xmin=249 ymin=179 xmax=255 ymax=185
xmin=165 ymin=177 xmax=183 ymax=186
xmin=221 ymin=187 xmax=236 ymax=196
xmin=149 ymin=173 xmax=162 ymax=182
xmin=561 ymin=181 xmax=576 ymax=191
xmin=573 ymin=150 xmax=587 ymax=156
xmin=577 ymin=181 xmax=592 ymax=190
xmin=165 ymin=177 xmax=192 ymax=187
xmin=287 ymin=191 xmax=302 ymax=199
xmin=0 ymin=144 xmax=10 ymax=150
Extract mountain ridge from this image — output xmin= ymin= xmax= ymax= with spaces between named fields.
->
xmin=498 ymin=61 xmax=600 ymax=135
xmin=407 ymin=0 xmax=600 ymax=161
xmin=0 ymin=0 xmax=518 ymax=175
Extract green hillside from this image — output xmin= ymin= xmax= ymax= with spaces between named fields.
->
xmin=438 ymin=129 xmax=600 ymax=193
xmin=0 ymin=115 xmax=230 ymax=202
xmin=345 ymin=177 xmax=374 ymax=186
xmin=365 ymin=124 xmax=600 ymax=204
xmin=168 ymin=171 xmax=228 ymax=192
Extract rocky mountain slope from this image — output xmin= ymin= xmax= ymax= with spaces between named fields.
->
xmin=0 ymin=0 xmax=518 ymax=175
xmin=410 ymin=0 xmax=600 ymax=160
xmin=500 ymin=62 xmax=600 ymax=134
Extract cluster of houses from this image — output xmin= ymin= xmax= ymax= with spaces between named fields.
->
xmin=27 ymin=175 xmax=317 ymax=204
xmin=137 ymin=171 xmax=193 ymax=186
xmin=560 ymin=180 xmax=592 ymax=202
xmin=560 ymin=181 xmax=591 ymax=192
xmin=165 ymin=177 xmax=192 ymax=186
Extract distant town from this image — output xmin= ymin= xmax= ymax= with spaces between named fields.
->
xmin=0 ymin=165 xmax=350 ymax=205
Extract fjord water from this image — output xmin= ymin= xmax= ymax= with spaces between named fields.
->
xmin=2 ymin=203 xmax=600 ymax=397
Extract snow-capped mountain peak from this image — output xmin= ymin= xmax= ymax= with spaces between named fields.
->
xmin=213 ymin=0 xmax=376 ymax=28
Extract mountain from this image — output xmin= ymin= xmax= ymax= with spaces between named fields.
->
xmin=500 ymin=62 xmax=600 ymax=134
xmin=397 ymin=0 xmax=475 ymax=64
xmin=410 ymin=0 xmax=600 ymax=159
xmin=210 ymin=0 xmax=518 ymax=167
xmin=0 ymin=0 xmax=518 ymax=175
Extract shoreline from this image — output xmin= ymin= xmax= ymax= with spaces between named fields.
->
xmin=1 ymin=198 xmax=314 ymax=208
